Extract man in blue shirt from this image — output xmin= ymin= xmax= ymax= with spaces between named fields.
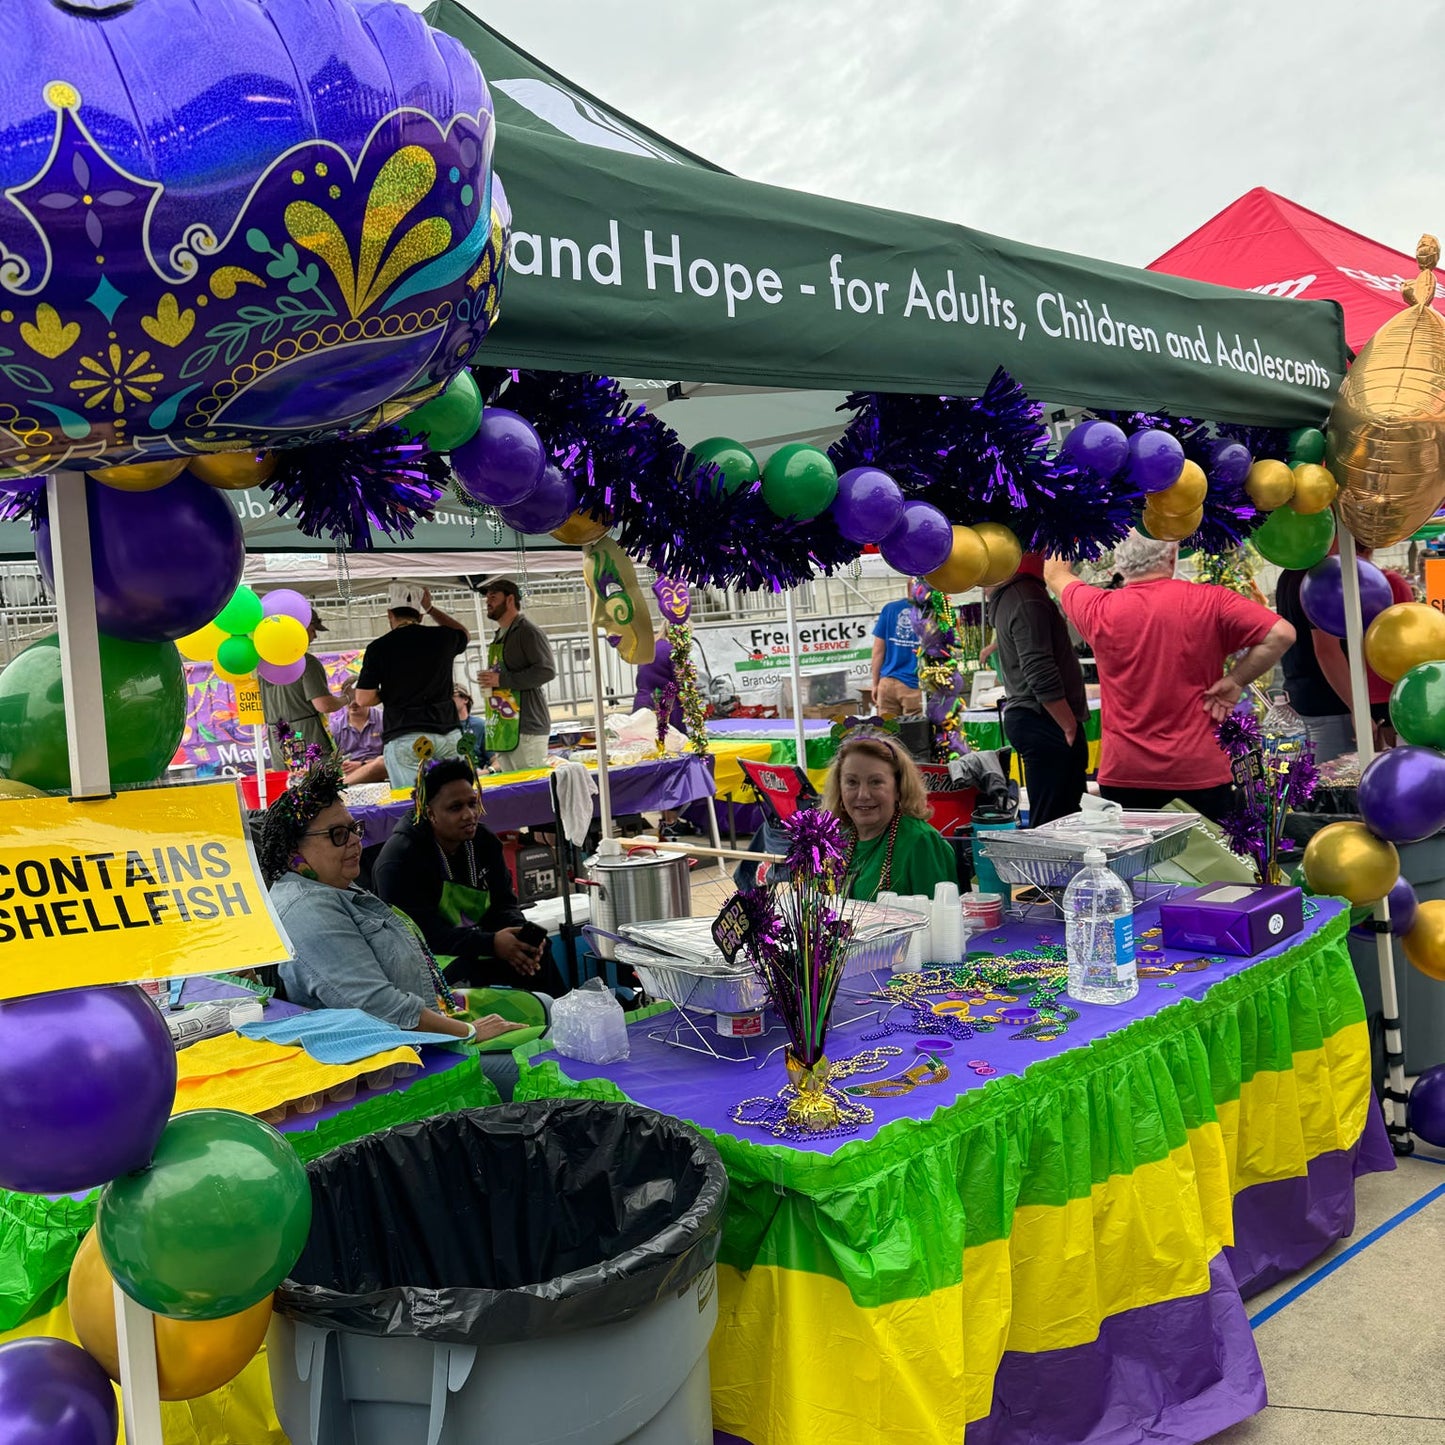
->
xmin=871 ymin=595 xmax=922 ymax=718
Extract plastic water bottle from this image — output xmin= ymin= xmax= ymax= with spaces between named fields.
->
xmin=1064 ymin=849 xmax=1138 ymax=1005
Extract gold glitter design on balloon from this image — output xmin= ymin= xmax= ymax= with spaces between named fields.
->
xmin=1327 ymin=234 xmax=1445 ymax=547
xmin=285 ymin=146 xmax=452 ymax=318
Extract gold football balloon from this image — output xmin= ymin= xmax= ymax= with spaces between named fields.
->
xmin=1403 ymin=899 xmax=1445 ymax=981
xmin=925 ymin=525 xmax=989 ymax=593
xmin=91 ymin=458 xmax=188 ymax=492
xmin=973 ymin=522 xmax=1023 ymax=587
xmin=187 ymin=450 xmax=278 ymax=490
xmin=1364 ymin=602 xmax=1445 ymax=683
xmin=1149 ymin=459 xmax=1208 ymax=516
xmin=1327 ymin=235 xmax=1445 ymax=547
xmin=69 ymin=1228 xmax=273 ymax=1400
xmin=1288 ymin=463 xmax=1339 ymax=515
xmin=1302 ymin=821 xmax=1400 ymax=905
xmin=1245 ymin=459 xmax=1295 ymax=511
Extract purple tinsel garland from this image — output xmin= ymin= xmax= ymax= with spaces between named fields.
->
xmin=266 ymin=426 xmax=448 ymax=549
xmin=474 ymin=367 xmax=859 ymax=590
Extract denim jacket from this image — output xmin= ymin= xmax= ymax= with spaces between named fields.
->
xmin=271 ymin=871 xmax=434 ymax=1028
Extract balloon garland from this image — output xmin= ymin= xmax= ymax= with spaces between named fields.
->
xmin=177 ymin=586 xmax=312 ymax=686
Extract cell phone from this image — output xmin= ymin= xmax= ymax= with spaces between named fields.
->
xmin=518 ymin=921 xmax=548 ymax=949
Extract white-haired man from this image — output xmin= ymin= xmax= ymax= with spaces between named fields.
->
xmin=1043 ymin=532 xmax=1294 ymax=822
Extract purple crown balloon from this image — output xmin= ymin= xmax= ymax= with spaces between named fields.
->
xmin=0 ymin=0 xmax=511 ymax=479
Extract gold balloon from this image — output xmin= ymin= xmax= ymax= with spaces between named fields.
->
xmin=1403 ymin=899 xmax=1445 ymax=981
xmin=550 ymin=510 xmax=610 ymax=546
xmin=0 ymin=778 xmax=43 ymax=800
xmin=1287 ymin=462 xmax=1338 ymax=515
xmin=91 ymin=458 xmax=189 ymax=492
xmin=924 ymin=525 xmax=989 ymax=593
xmin=1302 ymin=821 xmax=1400 ymax=905
xmin=187 ymin=450 xmax=278 ymax=490
xmin=973 ymin=521 xmax=1023 ymax=587
xmin=1244 ymin=458 xmax=1295 ymax=511
xmin=1142 ymin=503 xmax=1203 ymax=541
xmin=1364 ymin=602 xmax=1445 ymax=683
xmin=1149 ymin=459 xmax=1208 ymax=516
xmin=1327 ymin=235 xmax=1445 ymax=547
xmin=68 ymin=1228 xmax=272 ymax=1400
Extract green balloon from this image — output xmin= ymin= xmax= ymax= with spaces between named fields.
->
xmin=760 ymin=443 xmax=839 ymax=521
xmin=686 ymin=436 xmax=759 ymax=494
xmin=98 ymin=1110 xmax=311 ymax=1322
xmin=1252 ymin=505 xmax=1335 ymax=568
xmin=399 ymin=370 xmax=483 ymax=452
xmin=213 ymin=585 xmax=263 ymax=636
xmin=1390 ymin=661 xmax=1445 ymax=748
xmin=0 ymin=633 xmax=184 ymax=791
xmin=215 ymin=636 xmax=258 ymax=676
xmin=1288 ymin=427 xmax=1327 ymax=465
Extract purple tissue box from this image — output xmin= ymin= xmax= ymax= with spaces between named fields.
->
xmin=1158 ymin=884 xmax=1304 ymax=957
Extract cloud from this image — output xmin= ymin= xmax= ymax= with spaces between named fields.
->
xmin=474 ymin=0 xmax=1433 ymax=266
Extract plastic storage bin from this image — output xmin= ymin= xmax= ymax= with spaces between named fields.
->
xmin=270 ymin=1099 xmax=728 ymax=1444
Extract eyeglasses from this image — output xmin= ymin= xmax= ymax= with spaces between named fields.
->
xmin=303 ymin=821 xmax=365 ymax=848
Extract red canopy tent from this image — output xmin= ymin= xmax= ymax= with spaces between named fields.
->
xmin=1149 ymin=186 xmax=1434 ymax=353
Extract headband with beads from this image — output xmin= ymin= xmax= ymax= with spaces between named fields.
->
xmin=410 ymin=731 xmax=484 ymax=824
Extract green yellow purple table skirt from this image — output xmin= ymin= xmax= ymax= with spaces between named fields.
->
xmin=0 ymin=1049 xmax=491 ymax=1443
xmin=515 ymin=902 xmax=1390 ymax=1444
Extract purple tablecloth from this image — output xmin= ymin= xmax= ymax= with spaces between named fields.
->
xmin=538 ymin=898 xmax=1348 ymax=1154
xmin=350 ymin=752 xmax=718 ymax=846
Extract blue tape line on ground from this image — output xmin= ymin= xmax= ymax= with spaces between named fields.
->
xmin=1249 ymin=1176 xmax=1445 ymax=1329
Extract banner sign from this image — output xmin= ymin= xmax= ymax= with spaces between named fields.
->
xmin=0 ymin=783 xmax=290 ymax=999
xmin=179 ymin=651 xmax=361 ymax=776
xmin=693 ymin=614 xmax=872 ymax=716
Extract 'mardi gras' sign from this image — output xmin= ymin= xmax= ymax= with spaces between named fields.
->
xmin=0 ymin=784 xmax=288 ymax=999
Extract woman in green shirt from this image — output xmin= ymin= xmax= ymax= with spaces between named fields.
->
xmin=820 ymin=732 xmax=957 ymax=901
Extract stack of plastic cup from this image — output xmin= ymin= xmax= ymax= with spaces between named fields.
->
xmin=930 ymin=881 xmax=963 ymax=965
xmin=901 ymin=894 xmax=931 ymax=971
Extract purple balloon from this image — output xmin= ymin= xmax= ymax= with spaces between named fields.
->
xmin=36 ymin=473 xmax=243 ymax=643
xmin=497 ymin=466 xmax=577 ymax=535
xmin=1408 ymin=1062 xmax=1445 ymax=1146
xmin=1210 ymin=441 xmax=1253 ymax=487
xmin=260 ymin=588 xmax=312 ymax=627
xmin=1063 ymin=420 xmax=1129 ymax=479
xmin=1299 ymin=556 xmax=1394 ymax=638
xmin=879 ymin=501 xmax=952 ymax=576
xmin=1126 ymin=429 xmax=1186 ymax=493
xmin=1358 ymin=746 xmax=1445 ymax=844
xmin=1352 ymin=876 xmax=1420 ymax=941
xmin=256 ymin=657 xmax=306 ymax=686
xmin=831 ymin=467 xmax=904 ymax=544
xmin=0 ymin=1338 xmax=117 ymax=1445
xmin=451 ymin=408 xmax=546 ymax=508
xmin=0 ymin=984 xmax=175 ymax=1195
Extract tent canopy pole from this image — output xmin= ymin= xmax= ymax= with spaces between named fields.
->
xmin=1338 ymin=527 xmax=1412 ymax=1154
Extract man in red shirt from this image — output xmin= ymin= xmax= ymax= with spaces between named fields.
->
xmin=1043 ymin=533 xmax=1295 ymax=821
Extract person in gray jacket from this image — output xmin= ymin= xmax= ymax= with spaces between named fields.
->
xmin=985 ymin=553 xmax=1090 ymax=827
xmin=259 ymin=758 xmax=527 ymax=1086
xmin=475 ymin=576 xmax=556 ymax=772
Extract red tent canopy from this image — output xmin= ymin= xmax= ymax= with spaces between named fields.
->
xmin=1149 ymin=187 xmax=1432 ymax=354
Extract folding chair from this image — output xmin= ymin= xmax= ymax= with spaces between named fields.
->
xmin=734 ymin=759 xmax=820 ymax=888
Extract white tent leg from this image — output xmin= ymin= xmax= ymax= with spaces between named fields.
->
xmin=1339 ymin=529 xmax=1412 ymax=1154
xmin=783 ymin=588 xmax=808 ymax=766
xmin=589 ymin=626 xmax=613 ymax=839
xmin=47 ymin=471 xmax=110 ymax=796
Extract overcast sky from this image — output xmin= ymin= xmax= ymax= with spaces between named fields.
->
xmin=466 ymin=0 xmax=1431 ymax=268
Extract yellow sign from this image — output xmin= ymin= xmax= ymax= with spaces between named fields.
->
xmin=234 ymin=679 xmax=264 ymax=727
xmin=0 ymin=783 xmax=290 ymax=1000
xmin=1426 ymin=558 xmax=1445 ymax=615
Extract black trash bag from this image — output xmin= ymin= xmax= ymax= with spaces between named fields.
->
xmin=276 ymin=1099 xmax=728 ymax=1346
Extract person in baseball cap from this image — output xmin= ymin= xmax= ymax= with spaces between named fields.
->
xmin=354 ymin=581 xmax=472 ymax=787
xmin=477 ymin=574 xmax=556 ymax=772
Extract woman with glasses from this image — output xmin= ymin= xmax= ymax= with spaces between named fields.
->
xmin=372 ymin=756 xmax=565 ymax=994
xmin=259 ymin=757 xmax=527 ymax=1052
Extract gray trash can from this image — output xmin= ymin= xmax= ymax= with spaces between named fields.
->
xmin=270 ymin=1099 xmax=728 ymax=1444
